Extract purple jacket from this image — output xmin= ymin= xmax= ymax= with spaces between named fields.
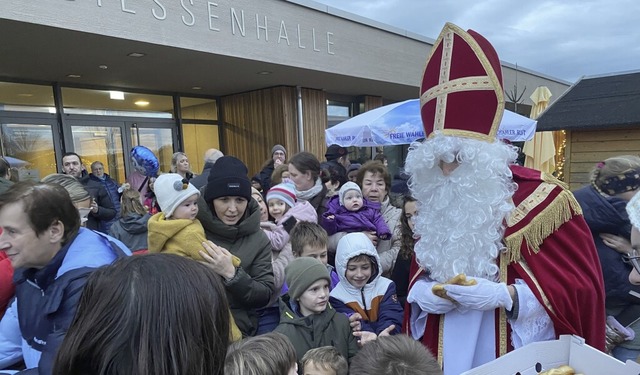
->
xmin=322 ymin=195 xmax=391 ymax=239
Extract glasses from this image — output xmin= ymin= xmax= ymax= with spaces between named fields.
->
xmin=623 ymin=249 xmax=640 ymax=274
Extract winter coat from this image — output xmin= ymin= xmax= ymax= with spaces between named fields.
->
xmin=190 ymin=161 xmax=215 ymax=190
xmin=253 ymin=161 xmax=275 ymax=193
xmin=79 ymin=174 xmax=116 ymax=233
xmin=0 ymin=228 xmax=130 ymax=374
xmin=108 ymin=213 xmax=151 ymax=252
xmin=89 ymin=173 xmax=121 ymax=233
xmin=573 ymin=185 xmax=640 ymax=350
xmin=307 ymin=183 xmax=330 ymax=218
xmin=329 ymin=234 xmax=403 ymax=335
xmin=0 ymin=252 xmax=14 ymax=316
xmin=147 ymin=213 xmax=208 ymax=261
xmin=274 ymin=294 xmax=358 ymax=366
xmin=328 ymin=196 xmax=401 ymax=274
xmin=322 ymin=195 xmax=391 ymax=239
xmin=262 ymin=201 xmax=318 ymax=251
xmin=196 ymin=195 xmax=275 ymax=337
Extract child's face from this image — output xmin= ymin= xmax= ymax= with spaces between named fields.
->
xmin=268 ymin=198 xmax=289 ymax=221
xmin=299 ymin=245 xmax=328 ymax=266
xmin=346 ymin=257 xmax=372 ymax=289
xmin=298 ymin=279 xmax=329 ymax=317
xmin=303 ymin=361 xmax=336 ymax=375
xmin=343 ymin=190 xmax=363 ymax=212
xmin=171 ymin=194 xmax=199 ymax=220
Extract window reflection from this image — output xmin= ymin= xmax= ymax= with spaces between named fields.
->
xmin=70 ymin=126 xmax=125 ymax=184
xmin=131 ymin=127 xmax=173 ymax=173
xmin=1 ymin=123 xmax=57 ymax=181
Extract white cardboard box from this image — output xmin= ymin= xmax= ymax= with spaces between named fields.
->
xmin=461 ymin=335 xmax=640 ymax=375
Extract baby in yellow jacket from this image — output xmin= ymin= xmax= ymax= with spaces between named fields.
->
xmin=148 ymin=173 xmax=242 ymax=340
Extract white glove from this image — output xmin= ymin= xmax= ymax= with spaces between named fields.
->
xmin=407 ymin=279 xmax=456 ymax=314
xmin=443 ymin=277 xmax=513 ymax=311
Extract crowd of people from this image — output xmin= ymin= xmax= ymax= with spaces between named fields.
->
xmin=0 ymin=22 xmax=632 ymax=375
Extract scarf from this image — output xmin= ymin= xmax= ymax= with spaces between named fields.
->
xmin=295 ymin=178 xmax=323 ymax=202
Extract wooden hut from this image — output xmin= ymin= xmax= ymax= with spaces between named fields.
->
xmin=536 ymin=71 xmax=640 ymax=190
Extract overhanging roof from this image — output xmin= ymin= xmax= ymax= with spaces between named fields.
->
xmin=537 ymin=71 xmax=640 ymax=131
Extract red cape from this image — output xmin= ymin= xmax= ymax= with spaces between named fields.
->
xmin=402 ymin=165 xmax=606 ymax=360
xmin=0 ymin=251 xmax=15 ymax=314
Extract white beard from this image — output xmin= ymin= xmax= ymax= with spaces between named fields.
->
xmin=405 ymin=134 xmax=518 ymax=283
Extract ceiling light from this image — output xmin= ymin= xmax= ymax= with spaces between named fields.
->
xmin=109 ymin=91 xmax=125 ymax=100
xmin=257 ymin=71 xmax=272 ymax=75
xmin=66 ymin=74 xmax=82 ymax=78
xmin=99 ymin=65 xmax=108 ymax=70
xmin=135 ymin=100 xmax=150 ymax=106
xmin=17 ymin=94 xmax=33 ymax=97
xmin=191 ymin=86 xmax=202 ymax=90
xmin=127 ymin=52 xmax=146 ymax=58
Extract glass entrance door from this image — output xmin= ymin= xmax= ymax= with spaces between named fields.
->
xmin=0 ymin=115 xmax=61 ymax=181
xmin=65 ymin=117 xmax=177 ymax=183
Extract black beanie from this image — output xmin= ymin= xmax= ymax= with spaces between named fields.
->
xmin=204 ymin=156 xmax=252 ymax=202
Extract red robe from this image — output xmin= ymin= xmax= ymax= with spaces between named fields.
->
xmin=402 ymin=165 xmax=606 ymax=364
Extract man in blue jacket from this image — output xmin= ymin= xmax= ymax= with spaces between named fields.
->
xmin=89 ymin=161 xmax=121 ymax=233
xmin=0 ymin=181 xmax=130 ymax=374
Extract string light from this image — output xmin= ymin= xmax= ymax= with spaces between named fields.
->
xmin=555 ymin=130 xmax=566 ymax=181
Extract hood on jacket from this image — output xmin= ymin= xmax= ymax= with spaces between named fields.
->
xmin=574 ymin=185 xmax=631 ymax=235
xmin=119 ymin=213 xmax=151 ymax=234
xmin=335 ymin=232 xmax=381 ymax=289
xmin=147 ymin=213 xmax=198 ymax=251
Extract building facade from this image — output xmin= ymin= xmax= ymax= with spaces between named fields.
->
xmin=0 ymin=0 xmax=570 ymax=182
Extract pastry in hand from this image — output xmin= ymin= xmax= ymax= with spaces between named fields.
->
xmin=431 ymin=273 xmax=478 ymax=301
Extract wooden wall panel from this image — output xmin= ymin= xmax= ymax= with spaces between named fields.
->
xmin=221 ymin=87 xmax=297 ymax=176
xmin=566 ymin=128 xmax=640 ymax=190
xmin=363 ymin=96 xmax=383 ymax=111
xmin=301 ymin=88 xmax=328 ymax=159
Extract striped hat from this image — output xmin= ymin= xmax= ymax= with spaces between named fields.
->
xmin=266 ymin=182 xmax=296 ymax=208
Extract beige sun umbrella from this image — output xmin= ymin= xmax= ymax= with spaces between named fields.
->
xmin=523 ymin=86 xmax=555 ymax=173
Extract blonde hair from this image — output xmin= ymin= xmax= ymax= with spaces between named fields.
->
xmin=171 ymin=152 xmax=188 ymax=173
xmin=120 ymin=188 xmax=147 ymax=216
xmin=302 ymin=346 xmax=348 ymax=375
xmin=41 ymin=173 xmax=91 ymax=203
xmin=590 ymin=155 xmax=640 ymax=196
xmin=224 ymin=332 xmax=296 ymax=375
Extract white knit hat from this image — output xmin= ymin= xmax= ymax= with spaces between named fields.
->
xmin=339 ymin=181 xmax=361 ymax=206
xmin=627 ymin=192 xmax=640 ymax=229
xmin=266 ymin=182 xmax=297 ymax=209
xmin=154 ymin=173 xmax=200 ymax=218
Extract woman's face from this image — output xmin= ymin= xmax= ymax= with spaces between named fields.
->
xmin=212 ymin=196 xmax=248 ymax=225
xmin=404 ymin=200 xmax=418 ymax=232
xmin=176 ymin=155 xmax=190 ymax=173
xmin=361 ymin=171 xmax=387 ymax=203
xmin=252 ymin=193 xmax=268 ymax=222
xmin=288 ymin=164 xmax=313 ymax=191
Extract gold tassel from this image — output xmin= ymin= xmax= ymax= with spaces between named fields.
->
xmin=505 ymin=190 xmax=582 ymax=263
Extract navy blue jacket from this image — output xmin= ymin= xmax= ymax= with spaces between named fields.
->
xmin=573 ymin=185 xmax=639 ymax=306
xmin=88 ymin=173 xmax=121 ymax=233
xmin=79 ymin=174 xmax=116 ymax=233
xmin=0 ymin=229 xmax=130 ymax=374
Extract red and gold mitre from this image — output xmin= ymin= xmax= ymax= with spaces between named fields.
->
xmin=420 ymin=22 xmax=504 ymax=142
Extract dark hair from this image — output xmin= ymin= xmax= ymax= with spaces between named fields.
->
xmin=225 ymin=332 xmax=296 ymax=375
xmin=399 ymin=196 xmax=417 ymax=260
xmin=349 ymin=335 xmax=442 ymax=375
xmin=0 ymin=157 xmax=10 ymax=178
xmin=289 ymin=152 xmax=321 ymax=181
xmin=320 ymin=162 xmax=347 ymax=188
xmin=53 ymin=254 xmax=230 ymax=375
xmin=301 ymin=346 xmax=348 ymax=375
xmin=0 ymin=181 xmax=80 ymax=244
xmin=356 ymin=160 xmax=392 ymax=193
xmin=62 ymin=152 xmax=82 ymax=162
xmin=290 ymin=221 xmax=328 ymax=256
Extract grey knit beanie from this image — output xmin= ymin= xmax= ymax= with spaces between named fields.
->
xmin=285 ymin=258 xmax=330 ymax=300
